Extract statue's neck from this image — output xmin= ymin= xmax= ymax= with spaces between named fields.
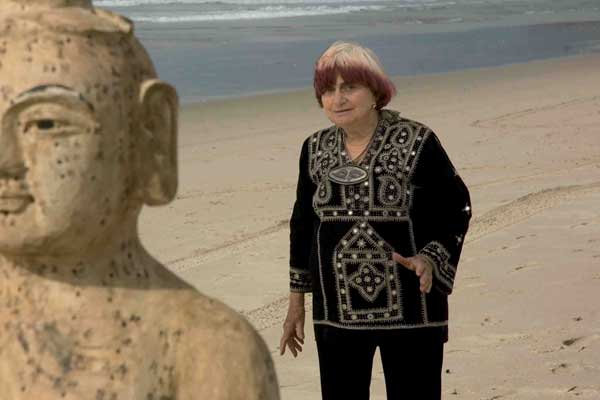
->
xmin=0 ymin=225 xmax=183 ymax=297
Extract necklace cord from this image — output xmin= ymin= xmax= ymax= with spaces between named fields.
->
xmin=342 ymin=125 xmax=378 ymax=164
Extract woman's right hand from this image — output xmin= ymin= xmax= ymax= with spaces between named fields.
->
xmin=279 ymin=292 xmax=306 ymax=357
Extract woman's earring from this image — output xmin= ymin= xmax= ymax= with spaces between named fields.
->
xmin=371 ymin=103 xmax=377 ymax=109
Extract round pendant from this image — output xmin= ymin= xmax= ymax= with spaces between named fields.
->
xmin=328 ymin=165 xmax=368 ymax=185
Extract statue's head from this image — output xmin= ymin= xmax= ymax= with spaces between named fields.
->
xmin=0 ymin=0 xmax=178 ymax=255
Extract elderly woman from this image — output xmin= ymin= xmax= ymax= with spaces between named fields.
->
xmin=280 ymin=41 xmax=472 ymax=400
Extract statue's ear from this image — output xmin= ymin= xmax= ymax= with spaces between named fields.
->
xmin=138 ymin=79 xmax=178 ymax=206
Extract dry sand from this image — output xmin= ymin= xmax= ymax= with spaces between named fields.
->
xmin=140 ymin=54 xmax=600 ymax=399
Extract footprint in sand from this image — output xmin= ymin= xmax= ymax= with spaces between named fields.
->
xmin=550 ymin=362 xmax=569 ymax=374
xmin=487 ymin=243 xmax=521 ymax=255
xmin=562 ymin=337 xmax=583 ymax=346
xmin=511 ymin=261 xmax=541 ymax=273
xmin=464 ymin=332 xmax=530 ymax=347
xmin=570 ymin=221 xmax=591 ymax=229
xmin=480 ymin=316 xmax=503 ymax=327
xmin=561 ymin=333 xmax=600 ymax=351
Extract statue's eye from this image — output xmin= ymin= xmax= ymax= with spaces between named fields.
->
xmin=20 ymin=109 xmax=96 ymax=137
xmin=24 ymin=119 xmax=62 ymax=134
xmin=36 ymin=119 xmax=56 ymax=130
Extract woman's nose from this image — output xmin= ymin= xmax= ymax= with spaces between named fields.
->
xmin=333 ymin=89 xmax=346 ymax=105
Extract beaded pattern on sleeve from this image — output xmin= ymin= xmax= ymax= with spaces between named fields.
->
xmin=290 ymin=267 xmax=312 ymax=293
xmin=418 ymin=241 xmax=456 ymax=292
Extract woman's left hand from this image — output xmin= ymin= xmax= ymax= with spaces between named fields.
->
xmin=392 ymin=253 xmax=433 ymax=294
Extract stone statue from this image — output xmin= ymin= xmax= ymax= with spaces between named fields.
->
xmin=0 ymin=1 xmax=280 ymax=398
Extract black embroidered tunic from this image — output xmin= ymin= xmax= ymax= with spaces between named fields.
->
xmin=289 ymin=110 xmax=471 ymax=340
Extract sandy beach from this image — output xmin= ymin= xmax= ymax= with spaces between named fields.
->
xmin=139 ymin=54 xmax=600 ymax=399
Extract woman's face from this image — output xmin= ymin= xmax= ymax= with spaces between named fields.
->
xmin=321 ymin=75 xmax=377 ymax=130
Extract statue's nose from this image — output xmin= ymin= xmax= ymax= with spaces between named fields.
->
xmin=0 ymin=128 xmax=26 ymax=179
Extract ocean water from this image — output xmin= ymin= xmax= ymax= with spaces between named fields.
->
xmin=97 ymin=0 xmax=600 ymax=24
xmin=97 ymin=0 xmax=600 ymax=102
xmin=97 ymin=0 xmax=392 ymax=22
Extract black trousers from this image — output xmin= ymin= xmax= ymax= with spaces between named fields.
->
xmin=314 ymin=325 xmax=445 ymax=400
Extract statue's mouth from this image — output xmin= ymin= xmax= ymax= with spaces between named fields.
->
xmin=0 ymin=194 xmax=34 ymax=214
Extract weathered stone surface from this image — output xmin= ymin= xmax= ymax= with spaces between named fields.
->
xmin=0 ymin=2 xmax=279 ymax=399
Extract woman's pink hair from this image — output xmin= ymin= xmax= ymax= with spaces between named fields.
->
xmin=313 ymin=41 xmax=396 ymax=109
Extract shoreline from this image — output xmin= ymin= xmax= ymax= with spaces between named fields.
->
xmin=145 ymin=17 xmax=600 ymax=103
xmin=179 ymin=52 xmax=600 ymax=108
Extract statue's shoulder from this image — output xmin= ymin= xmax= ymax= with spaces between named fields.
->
xmin=145 ymin=261 xmax=264 ymax=337
xmin=166 ymin=290 xmax=280 ymax=399
xmin=174 ymin=290 xmax=257 ymax=334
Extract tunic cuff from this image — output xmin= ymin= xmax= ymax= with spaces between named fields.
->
xmin=290 ymin=267 xmax=312 ymax=293
xmin=418 ymin=241 xmax=456 ymax=295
